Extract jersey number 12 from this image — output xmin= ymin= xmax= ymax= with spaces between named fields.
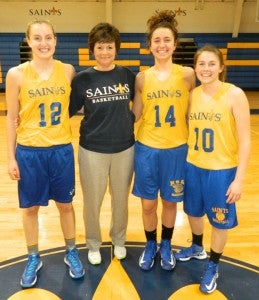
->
xmin=39 ymin=102 xmax=61 ymax=127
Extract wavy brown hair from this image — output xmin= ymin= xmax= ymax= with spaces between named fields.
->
xmin=146 ymin=10 xmax=178 ymax=47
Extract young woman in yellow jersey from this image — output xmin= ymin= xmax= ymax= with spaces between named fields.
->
xmin=6 ymin=20 xmax=84 ymax=288
xmin=175 ymin=44 xmax=251 ymax=294
xmin=132 ymin=10 xmax=195 ymax=271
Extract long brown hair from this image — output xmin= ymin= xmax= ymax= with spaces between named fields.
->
xmin=194 ymin=44 xmax=226 ymax=81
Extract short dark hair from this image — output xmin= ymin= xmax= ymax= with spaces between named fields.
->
xmin=88 ymin=22 xmax=121 ymax=54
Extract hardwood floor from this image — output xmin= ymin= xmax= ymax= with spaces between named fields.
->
xmin=0 ymin=93 xmax=258 ymax=268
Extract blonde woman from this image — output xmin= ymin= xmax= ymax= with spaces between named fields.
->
xmin=6 ymin=20 xmax=84 ymax=287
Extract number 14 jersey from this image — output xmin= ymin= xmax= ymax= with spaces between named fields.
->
xmin=136 ymin=64 xmax=190 ymax=149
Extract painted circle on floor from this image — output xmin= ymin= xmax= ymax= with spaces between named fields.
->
xmin=0 ymin=242 xmax=258 ymax=300
xmin=7 ymin=288 xmax=61 ymax=300
xmin=169 ymin=284 xmax=227 ymax=299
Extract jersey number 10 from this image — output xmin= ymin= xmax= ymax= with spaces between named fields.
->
xmin=194 ymin=127 xmax=214 ymax=152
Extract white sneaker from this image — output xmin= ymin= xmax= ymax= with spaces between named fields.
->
xmin=88 ymin=250 xmax=101 ymax=265
xmin=114 ymin=245 xmax=126 ymax=260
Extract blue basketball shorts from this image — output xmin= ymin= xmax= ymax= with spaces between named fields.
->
xmin=184 ymin=162 xmax=238 ymax=229
xmin=16 ymin=143 xmax=75 ymax=208
xmin=132 ymin=142 xmax=187 ymax=202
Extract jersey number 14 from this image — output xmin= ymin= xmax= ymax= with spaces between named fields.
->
xmin=154 ymin=105 xmax=176 ymax=127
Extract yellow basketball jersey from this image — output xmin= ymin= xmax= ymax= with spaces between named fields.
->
xmin=137 ymin=64 xmax=190 ymax=149
xmin=187 ymin=83 xmax=238 ymax=169
xmin=16 ymin=60 xmax=72 ymax=147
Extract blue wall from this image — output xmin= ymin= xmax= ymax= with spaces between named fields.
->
xmin=1 ymin=33 xmax=259 ymax=90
